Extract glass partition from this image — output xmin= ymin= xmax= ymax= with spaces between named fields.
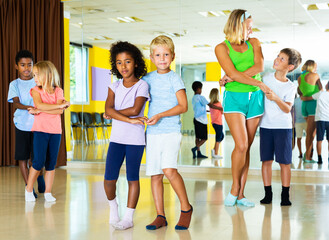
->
xmin=63 ymin=0 xmax=329 ymax=171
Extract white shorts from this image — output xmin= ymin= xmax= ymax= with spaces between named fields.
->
xmin=295 ymin=122 xmax=307 ymax=138
xmin=146 ymin=132 xmax=182 ymax=176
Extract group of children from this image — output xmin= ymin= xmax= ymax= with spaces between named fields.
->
xmin=9 ymin=15 xmax=329 ymax=233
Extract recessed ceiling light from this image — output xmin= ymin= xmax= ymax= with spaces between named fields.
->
xmin=193 ymin=44 xmax=211 ymax=48
xmin=198 ymin=10 xmax=230 ymax=17
xmin=304 ymin=3 xmax=329 ymax=10
xmin=325 ymin=29 xmax=329 ymax=32
xmin=252 ymin=28 xmax=261 ymax=32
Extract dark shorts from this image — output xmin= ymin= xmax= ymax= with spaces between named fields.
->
xmin=104 ymin=142 xmax=144 ymax=181
xmin=316 ymin=121 xmax=329 ymax=141
xmin=260 ymin=128 xmax=292 ymax=164
xmin=15 ymin=127 xmax=33 ymax=161
xmin=194 ymin=118 xmax=208 ymax=140
xmin=32 ymin=132 xmax=61 ymax=171
xmin=212 ymin=124 xmax=224 ymax=142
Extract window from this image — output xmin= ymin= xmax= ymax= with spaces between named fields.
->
xmin=70 ymin=44 xmax=89 ymax=104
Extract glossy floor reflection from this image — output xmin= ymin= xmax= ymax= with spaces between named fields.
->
xmin=71 ymin=134 xmax=329 ymax=171
xmin=1 ymin=166 xmax=329 ymax=240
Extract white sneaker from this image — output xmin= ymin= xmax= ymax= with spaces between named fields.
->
xmin=211 ymin=149 xmax=223 ymax=159
xmin=25 ymin=188 xmax=36 ymax=202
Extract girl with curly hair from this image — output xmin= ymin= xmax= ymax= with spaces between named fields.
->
xmin=103 ymin=41 xmax=149 ymax=230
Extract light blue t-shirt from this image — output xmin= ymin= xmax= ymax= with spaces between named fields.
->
xmin=7 ymin=78 xmax=36 ymax=131
xmin=294 ymin=97 xmax=305 ymax=123
xmin=143 ymin=70 xmax=185 ymax=134
xmin=192 ymin=94 xmax=209 ymax=124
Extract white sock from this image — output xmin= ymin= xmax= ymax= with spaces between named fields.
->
xmin=109 ymin=197 xmax=120 ymax=225
xmin=44 ymin=193 xmax=56 ymax=202
xmin=114 ymin=207 xmax=135 ymax=230
xmin=25 ymin=188 xmax=36 ymax=202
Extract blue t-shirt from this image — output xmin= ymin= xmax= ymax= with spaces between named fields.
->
xmin=7 ymin=78 xmax=36 ymax=131
xmin=143 ymin=70 xmax=185 ymax=134
xmin=192 ymin=94 xmax=209 ymax=124
xmin=294 ymin=97 xmax=305 ymax=123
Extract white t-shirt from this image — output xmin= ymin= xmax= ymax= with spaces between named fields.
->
xmin=260 ymin=72 xmax=297 ymax=129
xmin=312 ymin=91 xmax=329 ymax=121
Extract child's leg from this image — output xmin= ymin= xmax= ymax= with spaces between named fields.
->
xmin=26 ymin=167 xmax=41 ymax=192
xmin=19 ymin=160 xmax=29 ymax=185
xmin=317 ymin=141 xmax=322 ymax=163
xmin=162 ymin=168 xmax=192 ymax=230
xmin=214 ymin=141 xmax=220 ymax=155
xmin=305 ymin=116 xmax=316 ymax=160
xmin=297 ymin=138 xmax=302 ymax=157
xmin=280 ymin=163 xmax=291 ymax=206
xmin=44 ymin=170 xmax=55 ymax=193
xmin=260 ymin=160 xmax=273 ymax=204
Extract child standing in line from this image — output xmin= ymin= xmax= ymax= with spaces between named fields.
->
xmin=7 ymin=50 xmax=45 ymax=197
xmin=25 ymin=61 xmax=69 ymax=202
xmin=259 ymin=48 xmax=302 ymax=206
xmin=143 ymin=35 xmax=192 ymax=230
xmin=103 ymin=41 xmax=149 ymax=230
xmin=209 ymin=88 xmax=224 ymax=159
xmin=191 ymin=82 xmax=223 ymax=159
xmin=301 ymin=81 xmax=329 ymax=164
xmin=294 ymin=95 xmax=307 ymax=158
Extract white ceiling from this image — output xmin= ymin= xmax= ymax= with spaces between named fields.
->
xmin=64 ymin=0 xmax=329 ymax=73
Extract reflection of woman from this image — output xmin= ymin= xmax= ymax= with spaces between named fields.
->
xmin=215 ymin=9 xmax=270 ymax=207
xmin=298 ymin=60 xmax=322 ymax=162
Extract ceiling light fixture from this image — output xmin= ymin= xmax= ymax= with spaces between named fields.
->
xmin=198 ymin=10 xmax=231 ymax=17
xmin=109 ymin=16 xmax=144 ymax=23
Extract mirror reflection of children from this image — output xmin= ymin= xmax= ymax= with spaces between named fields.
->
xmin=191 ymin=81 xmax=222 ymax=159
xmin=209 ymin=88 xmax=224 ymax=159
xmin=25 ymin=61 xmax=70 ymax=202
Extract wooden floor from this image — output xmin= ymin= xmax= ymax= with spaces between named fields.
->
xmin=1 ymin=166 xmax=329 ymax=240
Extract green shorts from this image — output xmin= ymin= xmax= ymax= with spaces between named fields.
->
xmin=302 ymin=100 xmax=316 ymax=117
xmin=223 ymin=90 xmax=264 ymax=119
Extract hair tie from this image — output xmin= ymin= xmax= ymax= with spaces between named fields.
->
xmin=241 ymin=11 xmax=251 ymax=23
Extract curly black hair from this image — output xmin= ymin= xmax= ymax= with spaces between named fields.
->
xmin=110 ymin=41 xmax=147 ymax=79
xmin=192 ymin=81 xmax=203 ymax=92
xmin=15 ymin=50 xmax=34 ymax=65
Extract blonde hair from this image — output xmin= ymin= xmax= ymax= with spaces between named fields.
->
xmin=224 ymin=9 xmax=251 ymax=44
xmin=209 ymin=88 xmax=219 ymax=104
xmin=150 ymin=35 xmax=175 ymax=55
xmin=301 ymin=60 xmax=316 ymax=73
xmin=34 ymin=61 xmax=60 ymax=92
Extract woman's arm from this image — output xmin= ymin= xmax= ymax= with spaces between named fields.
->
xmin=146 ymin=89 xmax=188 ymax=125
xmin=31 ymin=89 xmax=68 ymax=110
xmin=104 ymin=88 xmax=144 ymax=124
xmin=215 ymin=43 xmax=270 ymax=93
xmin=242 ymin=38 xmax=264 ymax=77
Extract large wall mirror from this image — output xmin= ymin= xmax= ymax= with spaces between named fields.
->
xmin=63 ymin=0 xmax=329 ymax=172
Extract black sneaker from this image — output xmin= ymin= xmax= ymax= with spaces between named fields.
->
xmin=197 ymin=152 xmax=208 ymax=159
xmin=191 ymin=147 xmax=197 ymax=158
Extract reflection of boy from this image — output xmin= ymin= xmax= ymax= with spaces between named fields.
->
xmin=7 ymin=50 xmax=45 ymax=196
xmin=191 ymin=81 xmax=222 ymax=159
xmin=259 ymin=48 xmax=301 ymax=206
xmin=144 ymin=35 xmax=192 ymax=230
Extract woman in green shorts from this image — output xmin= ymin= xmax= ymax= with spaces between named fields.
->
xmin=215 ymin=9 xmax=271 ymax=207
xmin=298 ymin=60 xmax=322 ymax=162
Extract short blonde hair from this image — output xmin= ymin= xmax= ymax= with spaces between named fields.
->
xmin=150 ymin=35 xmax=175 ymax=55
xmin=209 ymin=88 xmax=219 ymax=104
xmin=34 ymin=61 xmax=60 ymax=90
xmin=224 ymin=9 xmax=250 ymax=45
xmin=301 ymin=60 xmax=316 ymax=73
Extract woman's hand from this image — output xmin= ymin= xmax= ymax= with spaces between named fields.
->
xmin=259 ymin=82 xmax=271 ymax=94
xmin=219 ymin=74 xmax=233 ymax=86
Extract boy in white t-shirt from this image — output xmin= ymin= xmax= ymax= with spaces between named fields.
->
xmin=259 ymin=48 xmax=302 ymax=206
xmin=302 ymin=81 xmax=329 ymax=164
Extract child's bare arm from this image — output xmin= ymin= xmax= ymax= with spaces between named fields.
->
xmin=31 ymin=90 xmax=68 ymax=110
xmin=104 ymin=88 xmax=144 ymax=125
xmin=265 ymin=91 xmax=293 ymax=113
xmin=12 ymin=97 xmax=34 ymax=110
xmin=208 ymin=103 xmax=223 ymax=111
xmin=117 ymin=97 xmax=147 ymax=116
xmin=147 ymin=89 xmax=187 ymax=125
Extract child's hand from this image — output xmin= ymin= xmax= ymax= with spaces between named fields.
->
xmin=129 ymin=117 xmax=145 ymax=125
xmin=259 ymin=83 xmax=271 ymax=94
xmin=28 ymin=107 xmax=40 ymax=115
xmin=60 ymin=100 xmax=70 ymax=109
xmin=265 ymin=90 xmax=278 ymax=101
xmin=103 ymin=113 xmax=112 ymax=120
xmin=146 ymin=114 xmax=161 ymax=125
xmin=219 ymin=74 xmax=233 ymax=86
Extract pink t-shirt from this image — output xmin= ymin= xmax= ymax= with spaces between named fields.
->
xmin=209 ymin=102 xmax=223 ymax=125
xmin=30 ymin=86 xmax=65 ymax=134
xmin=109 ymin=79 xmax=149 ymax=145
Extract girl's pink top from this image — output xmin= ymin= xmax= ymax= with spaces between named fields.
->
xmin=209 ymin=102 xmax=223 ymax=125
xmin=30 ymin=86 xmax=64 ymax=134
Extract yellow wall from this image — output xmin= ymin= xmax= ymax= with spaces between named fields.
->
xmin=64 ymin=17 xmax=71 ymax=154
